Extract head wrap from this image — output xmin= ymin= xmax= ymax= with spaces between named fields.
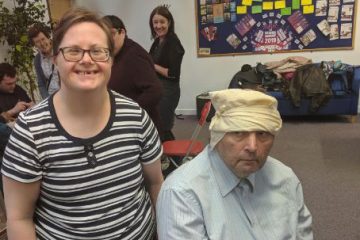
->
xmin=209 ymin=89 xmax=282 ymax=148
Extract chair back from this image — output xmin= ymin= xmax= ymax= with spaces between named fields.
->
xmin=199 ymin=101 xmax=212 ymax=126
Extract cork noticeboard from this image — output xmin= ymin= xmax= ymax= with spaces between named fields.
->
xmin=195 ymin=0 xmax=357 ymax=57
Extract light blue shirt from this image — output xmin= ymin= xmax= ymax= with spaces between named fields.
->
xmin=157 ymin=146 xmax=313 ymax=240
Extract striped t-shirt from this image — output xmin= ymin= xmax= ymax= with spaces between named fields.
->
xmin=2 ymin=91 xmax=162 ymax=240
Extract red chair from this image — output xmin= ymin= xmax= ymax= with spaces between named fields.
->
xmin=162 ymin=101 xmax=212 ymax=168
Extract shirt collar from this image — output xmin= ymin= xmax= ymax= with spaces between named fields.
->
xmin=209 ymin=146 xmax=255 ymax=197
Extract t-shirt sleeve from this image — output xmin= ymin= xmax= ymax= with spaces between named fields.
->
xmin=1 ymin=112 xmax=43 ymax=183
xmin=139 ymin=109 xmax=162 ymax=165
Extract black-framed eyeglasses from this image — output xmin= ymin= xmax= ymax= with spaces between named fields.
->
xmin=58 ymin=47 xmax=111 ymax=62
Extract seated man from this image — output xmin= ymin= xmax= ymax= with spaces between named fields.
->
xmin=0 ymin=62 xmax=33 ymax=194
xmin=157 ymin=89 xmax=313 ymax=239
xmin=0 ymin=63 xmax=33 ymax=125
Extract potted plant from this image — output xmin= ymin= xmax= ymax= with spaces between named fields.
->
xmin=0 ymin=0 xmax=51 ymax=101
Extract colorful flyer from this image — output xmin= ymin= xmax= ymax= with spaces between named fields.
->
xmin=275 ymin=1 xmax=286 ymax=9
xmin=237 ymin=6 xmax=247 ymax=14
xmin=300 ymin=29 xmax=317 ymax=46
xmin=329 ymin=0 xmax=340 ymax=6
xmin=329 ymin=24 xmax=339 ymax=40
xmin=317 ymin=19 xmax=330 ymax=36
xmin=301 ymin=0 xmax=312 ymax=5
xmin=226 ymin=33 xmax=241 ymax=49
xmin=328 ymin=6 xmax=339 ymax=22
xmin=303 ymin=5 xmax=314 ymax=14
xmin=242 ymin=0 xmax=253 ymax=6
xmin=341 ymin=5 xmax=354 ymax=22
xmin=263 ymin=1 xmax=274 ymax=10
xmin=340 ymin=23 xmax=352 ymax=39
xmin=252 ymin=5 xmax=262 ymax=14
xmin=213 ymin=3 xmax=224 ymax=23
xmin=235 ymin=14 xmax=256 ymax=36
xmin=315 ymin=0 xmax=327 ymax=16
xmin=287 ymin=10 xmax=309 ymax=34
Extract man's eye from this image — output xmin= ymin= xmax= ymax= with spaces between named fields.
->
xmin=257 ymin=131 xmax=272 ymax=139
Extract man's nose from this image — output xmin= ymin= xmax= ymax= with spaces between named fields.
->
xmin=245 ymin=133 xmax=258 ymax=152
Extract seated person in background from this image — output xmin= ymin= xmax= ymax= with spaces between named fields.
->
xmin=0 ymin=63 xmax=33 ymax=125
xmin=28 ymin=24 xmax=60 ymax=99
xmin=103 ymin=15 xmax=163 ymax=136
xmin=0 ymin=63 xmax=33 ymax=193
xmin=157 ymin=89 xmax=313 ymax=240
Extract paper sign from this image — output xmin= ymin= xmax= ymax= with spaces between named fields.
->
xmin=301 ymin=0 xmax=312 ymax=5
xmin=281 ymin=7 xmax=292 ymax=15
xmin=292 ymin=0 xmax=300 ymax=9
xmin=236 ymin=6 xmax=247 ymax=14
xmin=242 ymin=0 xmax=253 ymax=6
xmin=275 ymin=1 xmax=286 ymax=9
xmin=263 ymin=2 xmax=274 ymax=10
xmin=252 ymin=5 xmax=263 ymax=14
xmin=303 ymin=5 xmax=314 ymax=14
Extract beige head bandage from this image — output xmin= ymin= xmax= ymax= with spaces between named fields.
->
xmin=209 ymin=89 xmax=282 ymax=148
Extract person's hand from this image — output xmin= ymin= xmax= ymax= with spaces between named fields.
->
xmin=8 ymin=101 xmax=31 ymax=116
xmin=6 ymin=121 xmax=15 ymax=129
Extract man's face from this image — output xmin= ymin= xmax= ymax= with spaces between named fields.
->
xmin=215 ymin=131 xmax=274 ymax=178
xmin=0 ymin=75 xmax=17 ymax=93
xmin=111 ymin=28 xmax=126 ymax=55
xmin=32 ymin=32 xmax=52 ymax=56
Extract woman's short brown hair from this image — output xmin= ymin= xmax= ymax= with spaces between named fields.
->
xmin=52 ymin=8 xmax=114 ymax=58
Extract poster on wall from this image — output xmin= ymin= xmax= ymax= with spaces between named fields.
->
xmin=196 ymin=0 xmax=357 ymax=56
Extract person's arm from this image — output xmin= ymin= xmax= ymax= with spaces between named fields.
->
xmin=296 ymin=183 xmax=314 ymax=239
xmin=154 ymin=36 xmax=184 ymax=80
xmin=130 ymin=54 xmax=162 ymax=109
xmin=3 ymin=176 xmax=40 ymax=240
xmin=156 ymin=186 xmax=208 ymax=240
xmin=8 ymin=102 xmax=32 ymax=115
xmin=33 ymin=55 xmax=49 ymax=99
xmin=154 ymin=64 xmax=169 ymax=78
xmin=142 ymin=159 xmax=163 ymax=208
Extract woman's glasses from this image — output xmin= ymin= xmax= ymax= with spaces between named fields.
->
xmin=58 ymin=47 xmax=110 ymax=62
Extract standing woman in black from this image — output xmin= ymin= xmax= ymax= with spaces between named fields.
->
xmin=149 ymin=5 xmax=185 ymax=142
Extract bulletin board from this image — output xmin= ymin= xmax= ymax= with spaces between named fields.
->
xmin=195 ymin=0 xmax=357 ymax=56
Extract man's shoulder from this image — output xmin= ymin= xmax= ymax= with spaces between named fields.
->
xmin=260 ymin=156 xmax=299 ymax=183
xmin=14 ymin=85 xmax=31 ymax=99
xmin=125 ymin=38 xmax=149 ymax=55
xmin=162 ymin=151 xmax=213 ymax=191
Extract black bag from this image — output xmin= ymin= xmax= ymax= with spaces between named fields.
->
xmin=228 ymin=66 xmax=261 ymax=89
xmin=255 ymin=63 xmax=278 ymax=86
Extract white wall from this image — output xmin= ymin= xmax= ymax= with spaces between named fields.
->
xmin=76 ymin=0 xmax=360 ymax=114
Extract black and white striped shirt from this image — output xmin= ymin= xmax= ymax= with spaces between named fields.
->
xmin=2 ymin=91 xmax=162 ymax=240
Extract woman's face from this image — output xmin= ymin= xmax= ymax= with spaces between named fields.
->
xmin=54 ymin=22 xmax=112 ymax=93
xmin=152 ymin=14 xmax=170 ymax=39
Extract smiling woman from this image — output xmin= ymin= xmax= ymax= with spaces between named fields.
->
xmin=149 ymin=5 xmax=185 ymax=142
xmin=1 ymin=8 xmax=163 ymax=240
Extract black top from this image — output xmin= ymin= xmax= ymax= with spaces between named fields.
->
xmin=0 ymin=85 xmax=31 ymax=123
xmin=149 ymin=33 xmax=185 ymax=83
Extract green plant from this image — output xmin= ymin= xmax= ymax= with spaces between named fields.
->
xmin=0 ymin=0 xmax=50 ymax=101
